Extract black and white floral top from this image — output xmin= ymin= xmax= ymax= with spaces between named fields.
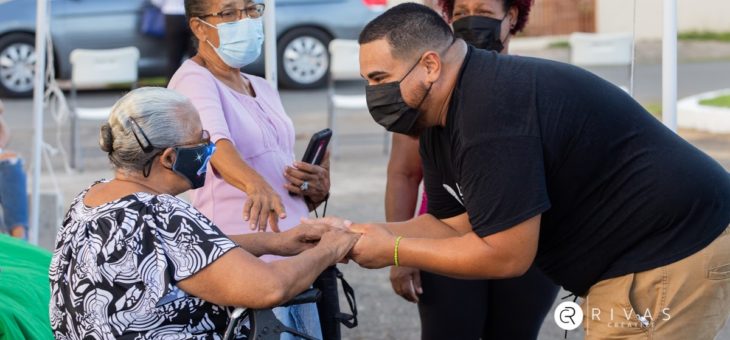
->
xmin=49 ymin=181 xmax=240 ymax=339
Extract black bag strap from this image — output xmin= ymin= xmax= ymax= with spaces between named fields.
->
xmin=333 ymin=268 xmax=357 ymax=329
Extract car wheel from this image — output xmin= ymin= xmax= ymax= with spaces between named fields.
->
xmin=278 ymin=27 xmax=331 ymax=89
xmin=0 ymin=33 xmax=36 ymax=98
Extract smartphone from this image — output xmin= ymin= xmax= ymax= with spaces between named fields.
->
xmin=301 ymin=128 xmax=332 ymax=165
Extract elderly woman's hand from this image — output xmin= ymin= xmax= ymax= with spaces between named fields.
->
xmin=278 ymin=222 xmax=333 ymax=256
xmin=243 ymin=176 xmax=286 ymax=233
xmin=284 ymin=151 xmax=331 ymax=204
xmin=318 ymin=228 xmax=362 ymax=265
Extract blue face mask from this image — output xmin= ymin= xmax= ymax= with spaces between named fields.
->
xmin=199 ymin=17 xmax=264 ymax=68
xmin=171 ymin=143 xmax=216 ymax=190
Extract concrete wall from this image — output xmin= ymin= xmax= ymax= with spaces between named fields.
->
xmin=597 ymin=0 xmax=730 ymax=40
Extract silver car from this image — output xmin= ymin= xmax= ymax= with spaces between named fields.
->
xmin=0 ymin=0 xmax=383 ymax=97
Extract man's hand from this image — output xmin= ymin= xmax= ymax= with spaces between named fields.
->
xmin=390 ymin=266 xmax=422 ymax=303
xmin=278 ymin=223 xmax=332 ymax=256
xmin=348 ymin=223 xmax=397 ymax=269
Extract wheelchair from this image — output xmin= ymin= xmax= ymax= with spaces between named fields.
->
xmin=223 ymin=267 xmax=358 ymax=340
xmin=223 ymin=288 xmax=323 ymax=340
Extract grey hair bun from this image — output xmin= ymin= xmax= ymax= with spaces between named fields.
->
xmin=99 ymin=123 xmax=114 ymax=153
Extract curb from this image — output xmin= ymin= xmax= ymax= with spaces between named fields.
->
xmin=678 ymin=89 xmax=730 ymax=134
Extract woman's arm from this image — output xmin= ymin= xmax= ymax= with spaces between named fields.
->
xmin=211 ymin=139 xmax=286 ymax=232
xmin=385 ymin=134 xmax=423 ymax=222
xmin=177 ymin=229 xmax=360 ymax=308
xmin=228 ymin=223 xmax=331 ymax=257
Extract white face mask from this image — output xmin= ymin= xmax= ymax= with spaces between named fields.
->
xmin=198 ymin=17 xmax=264 ymax=68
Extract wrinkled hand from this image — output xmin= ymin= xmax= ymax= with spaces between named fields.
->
xmin=390 ymin=266 xmax=422 ymax=303
xmin=301 ymin=216 xmax=352 ymax=230
xmin=348 ymin=223 xmax=397 ymax=269
xmin=284 ymin=151 xmax=330 ymax=203
xmin=278 ymin=223 xmax=333 ymax=256
xmin=243 ymin=177 xmax=286 ymax=232
xmin=318 ymin=228 xmax=361 ymax=265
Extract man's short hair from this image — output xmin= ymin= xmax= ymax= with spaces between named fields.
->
xmin=358 ymin=3 xmax=454 ymax=60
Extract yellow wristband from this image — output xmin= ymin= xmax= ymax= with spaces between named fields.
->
xmin=394 ymin=236 xmax=403 ymax=267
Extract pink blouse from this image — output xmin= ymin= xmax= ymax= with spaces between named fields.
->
xmin=169 ymin=60 xmax=309 ymax=259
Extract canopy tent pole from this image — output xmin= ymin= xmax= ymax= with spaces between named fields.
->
xmin=662 ymin=0 xmax=678 ymax=131
xmin=29 ymin=0 xmax=49 ymax=245
xmin=264 ymin=0 xmax=277 ymax=89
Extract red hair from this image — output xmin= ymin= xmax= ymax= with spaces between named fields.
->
xmin=437 ymin=0 xmax=533 ymax=35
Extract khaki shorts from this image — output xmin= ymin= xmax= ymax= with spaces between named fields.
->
xmin=581 ymin=225 xmax=730 ymax=340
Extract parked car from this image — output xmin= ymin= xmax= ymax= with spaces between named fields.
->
xmin=0 ymin=0 xmax=384 ymax=97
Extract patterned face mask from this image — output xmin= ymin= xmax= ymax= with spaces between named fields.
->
xmin=170 ymin=142 xmax=216 ymax=190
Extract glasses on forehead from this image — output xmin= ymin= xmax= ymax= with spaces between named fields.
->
xmin=199 ymin=3 xmax=265 ymax=22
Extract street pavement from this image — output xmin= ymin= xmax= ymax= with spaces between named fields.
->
xmin=2 ymin=61 xmax=730 ymax=339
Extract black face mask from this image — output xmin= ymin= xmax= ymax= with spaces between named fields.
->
xmin=365 ymin=57 xmax=434 ymax=136
xmin=170 ymin=142 xmax=215 ymax=190
xmin=452 ymin=15 xmax=507 ymax=52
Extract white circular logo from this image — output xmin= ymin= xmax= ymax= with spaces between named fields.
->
xmin=554 ymin=301 xmax=583 ymax=331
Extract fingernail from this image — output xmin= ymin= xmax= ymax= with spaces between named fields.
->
xmin=417 ymin=288 xmax=423 ymax=294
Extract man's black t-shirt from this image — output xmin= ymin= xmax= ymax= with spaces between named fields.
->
xmin=420 ymin=46 xmax=730 ymax=296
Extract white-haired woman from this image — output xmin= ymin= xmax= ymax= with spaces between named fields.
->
xmin=48 ymin=87 xmax=359 ymax=339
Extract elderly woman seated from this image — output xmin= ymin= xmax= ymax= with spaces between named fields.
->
xmin=48 ymin=87 xmax=359 ymax=339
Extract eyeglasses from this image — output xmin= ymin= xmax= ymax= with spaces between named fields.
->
xmin=199 ymin=3 xmax=265 ymax=22
xmin=129 ymin=118 xmax=211 ymax=176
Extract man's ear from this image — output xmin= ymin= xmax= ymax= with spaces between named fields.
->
xmin=423 ymin=51 xmax=443 ymax=84
xmin=160 ymin=148 xmax=176 ymax=169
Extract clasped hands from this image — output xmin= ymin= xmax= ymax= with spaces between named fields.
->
xmin=295 ymin=216 xmax=397 ymax=269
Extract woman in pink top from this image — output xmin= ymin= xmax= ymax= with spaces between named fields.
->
xmin=169 ymin=0 xmax=329 ymax=337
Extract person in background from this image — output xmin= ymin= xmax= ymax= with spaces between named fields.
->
xmin=169 ymin=0 xmax=332 ymax=337
xmin=152 ymin=0 xmax=194 ymax=82
xmin=48 ymin=87 xmax=359 ymax=339
xmin=0 ymin=99 xmax=28 ymax=240
xmin=385 ymin=1 xmax=558 ymax=339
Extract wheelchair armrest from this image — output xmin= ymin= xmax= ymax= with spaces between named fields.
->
xmin=281 ymin=288 xmax=321 ymax=307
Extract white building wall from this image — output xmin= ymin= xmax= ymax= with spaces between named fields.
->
xmin=597 ymin=0 xmax=730 ymax=40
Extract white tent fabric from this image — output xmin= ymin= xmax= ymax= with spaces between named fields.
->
xmin=663 ymin=0 xmax=678 ymax=131
xmin=264 ymin=0 xmax=278 ymax=88
xmin=30 ymin=0 xmax=48 ymax=245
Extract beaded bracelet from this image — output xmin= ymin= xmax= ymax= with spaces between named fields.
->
xmin=394 ymin=236 xmax=403 ymax=267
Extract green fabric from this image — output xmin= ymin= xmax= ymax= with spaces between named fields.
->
xmin=0 ymin=235 xmax=53 ymax=340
